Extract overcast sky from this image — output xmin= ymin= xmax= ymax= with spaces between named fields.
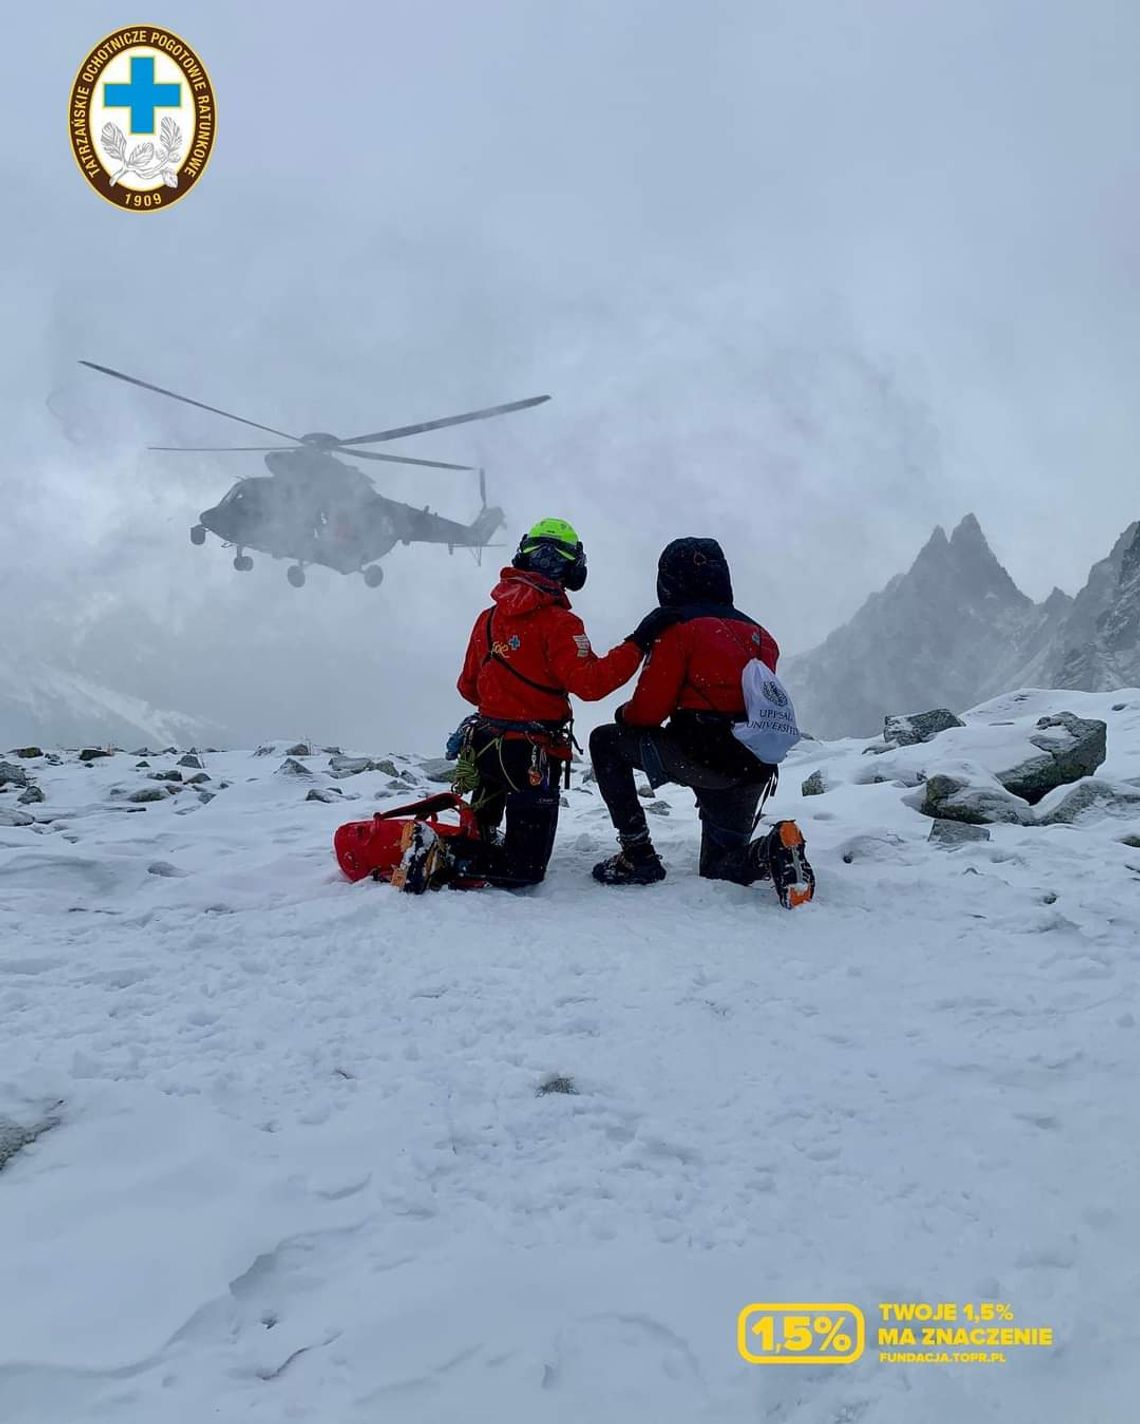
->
xmin=3 ymin=0 xmax=1138 ymax=746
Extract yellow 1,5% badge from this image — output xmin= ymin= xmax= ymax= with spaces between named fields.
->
xmin=738 ymin=1303 xmax=866 ymax=1365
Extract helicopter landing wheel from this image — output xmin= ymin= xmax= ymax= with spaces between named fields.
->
xmin=190 ymin=524 xmax=206 ymax=546
xmin=363 ymin=564 xmax=385 ymax=588
xmin=233 ymin=553 xmax=254 ymax=572
xmin=286 ymin=565 xmax=306 ymax=588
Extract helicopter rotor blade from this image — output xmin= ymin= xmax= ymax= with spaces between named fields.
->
xmin=335 ymin=394 xmax=550 ymax=447
xmin=347 ymin=448 xmax=476 ymax=471
xmin=148 ymin=445 xmax=297 ymax=451
xmin=146 ymin=444 xmax=474 ymax=470
xmin=78 ymin=361 xmax=301 ymax=442
xmin=479 ymin=467 xmax=487 ymax=508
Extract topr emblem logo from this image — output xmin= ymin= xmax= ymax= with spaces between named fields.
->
xmin=69 ymin=26 xmax=216 ymax=210
xmin=762 ymin=679 xmax=789 ymax=708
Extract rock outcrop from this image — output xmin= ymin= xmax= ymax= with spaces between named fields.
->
xmin=882 ymin=709 xmax=965 ymax=747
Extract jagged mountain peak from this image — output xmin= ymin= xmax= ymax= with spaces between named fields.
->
xmin=947 ymin=512 xmax=1023 ymax=591
xmin=913 ymin=524 xmax=949 ymax=563
xmin=950 ymin=511 xmax=985 ymax=544
xmin=905 ymin=513 xmax=1028 ymax=610
xmin=785 ymin=515 xmax=1140 ymax=738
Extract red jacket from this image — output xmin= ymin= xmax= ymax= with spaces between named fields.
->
xmin=458 ymin=568 xmax=641 ymax=722
xmin=621 ymin=613 xmax=779 ymax=727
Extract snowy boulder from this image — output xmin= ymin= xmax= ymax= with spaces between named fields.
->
xmin=419 ymin=758 xmax=458 ymax=785
xmin=0 ymin=806 xmax=34 ymax=826
xmin=186 ymin=772 xmax=211 ymax=785
xmin=17 ymin=785 xmax=45 ymax=805
xmin=883 ymin=708 xmax=965 ymax=746
xmin=536 ymin=1074 xmax=577 ymax=1096
xmin=0 ymin=760 xmax=30 ymax=788
xmin=916 ymin=773 xmax=1032 ymax=825
xmin=928 ymin=818 xmax=991 ymax=846
xmin=284 ymin=742 xmax=311 ymax=757
xmin=10 ymin=746 xmax=43 ymax=759
xmin=79 ymin=747 xmax=114 ymax=762
xmin=306 ymin=787 xmax=344 ymax=803
xmin=277 ymin=757 xmax=312 ymax=777
xmin=801 ymin=769 xmax=827 ymax=796
xmin=839 ymin=830 xmax=908 ymax=863
xmin=177 ymin=753 xmax=203 ymax=769
xmin=852 ymin=743 xmax=926 ymax=786
xmin=994 ymin=713 xmax=1107 ymax=804
xmin=147 ymin=770 xmax=182 ymax=783
xmin=328 ymin=755 xmax=374 ymax=778
xmin=127 ymin=786 xmax=175 ymax=803
xmin=1034 ymin=778 xmax=1140 ymax=826
xmin=0 ymin=1111 xmax=60 ymax=1172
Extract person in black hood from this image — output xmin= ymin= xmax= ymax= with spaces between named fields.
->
xmin=588 ymin=538 xmax=815 ymax=905
xmin=655 ymin=535 xmax=736 ymax=606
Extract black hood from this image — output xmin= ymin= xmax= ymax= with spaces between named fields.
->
xmin=656 ymin=537 xmax=734 ymax=608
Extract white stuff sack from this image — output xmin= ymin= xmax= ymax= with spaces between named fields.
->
xmin=732 ymin=660 xmax=802 ymax=764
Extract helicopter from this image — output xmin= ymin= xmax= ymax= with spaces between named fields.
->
xmin=79 ymin=360 xmax=551 ymax=588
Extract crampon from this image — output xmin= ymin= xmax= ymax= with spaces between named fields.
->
xmin=766 ymin=819 xmax=815 ymax=909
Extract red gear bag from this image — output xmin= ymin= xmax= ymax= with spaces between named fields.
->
xmin=334 ymin=792 xmax=482 ymax=886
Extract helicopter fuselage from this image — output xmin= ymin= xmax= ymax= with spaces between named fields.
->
xmin=195 ymin=450 xmax=504 ymax=580
xmin=198 ymin=471 xmax=400 ymax=574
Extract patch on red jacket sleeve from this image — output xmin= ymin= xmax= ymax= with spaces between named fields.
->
xmin=573 ymin=633 xmax=592 ymax=658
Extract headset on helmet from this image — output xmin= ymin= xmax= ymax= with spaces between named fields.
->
xmin=513 ymin=516 xmax=588 ymax=591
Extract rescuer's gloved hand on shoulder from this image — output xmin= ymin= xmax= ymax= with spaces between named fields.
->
xmin=627 ymin=606 xmax=683 ymax=653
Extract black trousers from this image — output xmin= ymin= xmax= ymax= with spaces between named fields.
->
xmin=462 ymin=726 xmax=561 ymax=889
xmin=589 ymin=721 xmax=772 ymax=884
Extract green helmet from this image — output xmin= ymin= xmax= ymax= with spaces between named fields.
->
xmin=514 ymin=517 xmax=587 ymax=590
xmin=521 ymin=517 xmax=580 ymax=552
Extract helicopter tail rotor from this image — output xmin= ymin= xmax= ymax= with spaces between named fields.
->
xmin=467 ymin=486 xmax=506 ymax=566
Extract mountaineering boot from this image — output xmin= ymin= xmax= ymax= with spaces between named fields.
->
xmin=763 ymin=819 xmax=815 ymax=908
xmin=592 ymin=835 xmax=667 ymax=886
xmin=391 ymin=820 xmax=450 ymax=894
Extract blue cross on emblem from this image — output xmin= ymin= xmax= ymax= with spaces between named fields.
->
xmin=104 ymin=56 xmax=181 ymax=134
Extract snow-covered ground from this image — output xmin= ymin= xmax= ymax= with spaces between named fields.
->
xmin=3 ymin=691 xmax=1140 ymax=1423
